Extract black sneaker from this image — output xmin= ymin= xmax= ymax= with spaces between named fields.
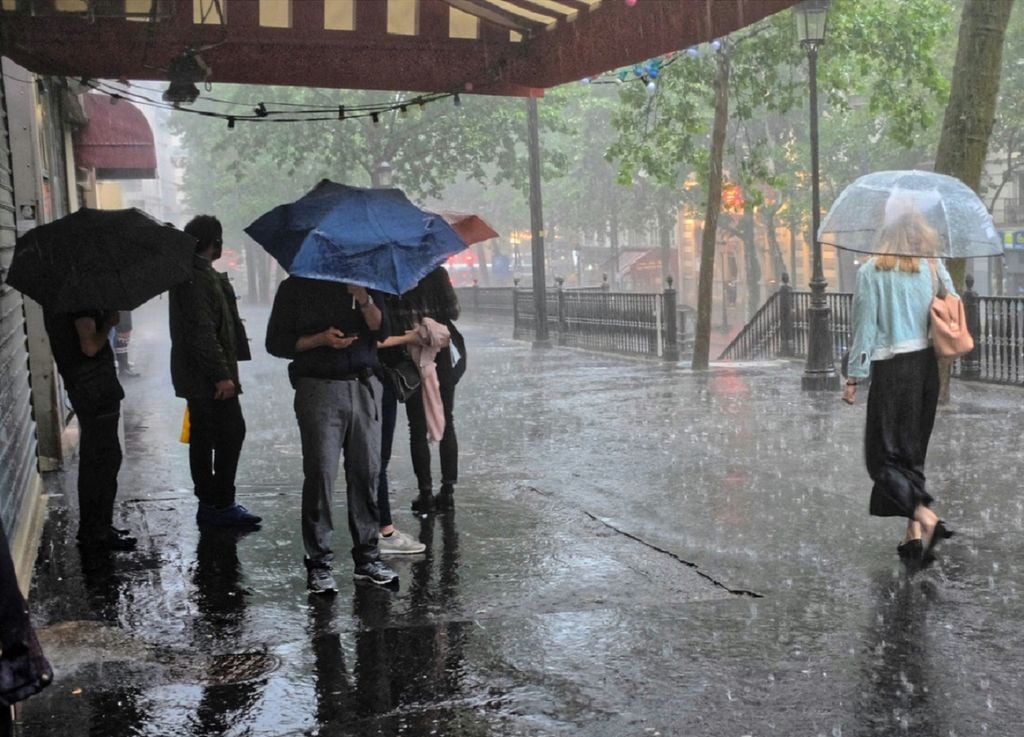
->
xmin=306 ymin=565 xmax=338 ymax=595
xmin=353 ymin=560 xmax=399 ymax=586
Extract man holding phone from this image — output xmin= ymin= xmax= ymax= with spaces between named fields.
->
xmin=266 ymin=276 xmax=397 ymax=592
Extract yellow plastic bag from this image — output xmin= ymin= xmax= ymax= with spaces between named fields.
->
xmin=179 ymin=405 xmax=190 ymax=444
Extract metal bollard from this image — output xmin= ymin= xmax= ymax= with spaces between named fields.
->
xmin=961 ymin=273 xmax=981 ymax=380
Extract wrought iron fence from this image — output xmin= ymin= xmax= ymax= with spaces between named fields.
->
xmin=719 ymin=275 xmax=1024 ymax=387
xmin=453 ymin=286 xmax=514 ymax=317
xmin=967 ymin=294 xmax=1024 ymax=384
xmin=456 ymin=284 xmax=692 ymax=361
xmin=514 ymin=284 xmax=683 ymax=361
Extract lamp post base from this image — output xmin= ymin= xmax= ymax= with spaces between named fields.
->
xmin=801 ymin=369 xmax=840 ymax=391
xmin=801 ymin=295 xmax=840 ymax=392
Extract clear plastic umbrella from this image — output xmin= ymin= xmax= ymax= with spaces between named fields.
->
xmin=818 ymin=170 xmax=1003 ymax=258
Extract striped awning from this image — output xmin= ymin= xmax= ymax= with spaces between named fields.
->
xmin=0 ymin=0 xmax=800 ymax=95
xmin=440 ymin=0 xmax=600 ymax=35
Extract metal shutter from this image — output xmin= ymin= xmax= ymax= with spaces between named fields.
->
xmin=0 ymin=76 xmax=37 ymax=540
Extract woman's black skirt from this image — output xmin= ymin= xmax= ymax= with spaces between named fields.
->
xmin=865 ymin=348 xmax=940 ymax=518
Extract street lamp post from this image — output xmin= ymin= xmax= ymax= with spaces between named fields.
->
xmin=796 ymin=0 xmax=839 ymax=391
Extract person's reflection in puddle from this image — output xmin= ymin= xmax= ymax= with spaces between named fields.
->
xmin=854 ymin=568 xmax=946 ymax=736
xmin=307 ymin=510 xmax=469 ymax=735
xmin=190 ymin=528 xmax=264 ymax=735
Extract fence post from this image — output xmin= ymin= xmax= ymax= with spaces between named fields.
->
xmin=663 ymin=276 xmax=679 ymax=362
xmin=961 ymin=273 xmax=981 ymax=380
xmin=555 ymin=276 xmax=567 ymax=345
xmin=471 ymin=279 xmax=479 ymax=313
xmin=512 ymin=277 xmax=521 ymax=340
xmin=778 ymin=272 xmax=794 ymax=357
xmin=601 ymin=273 xmax=610 ymax=292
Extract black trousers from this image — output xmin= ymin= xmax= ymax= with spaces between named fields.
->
xmin=865 ymin=349 xmax=939 ymax=518
xmin=75 ymin=400 xmax=123 ymax=542
xmin=187 ymin=396 xmax=246 ymax=508
xmin=405 ymin=381 xmax=457 ymax=493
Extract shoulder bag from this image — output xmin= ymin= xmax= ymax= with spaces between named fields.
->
xmin=378 ymin=348 xmax=422 ymax=402
xmin=928 ymin=259 xmax=974 ymax=359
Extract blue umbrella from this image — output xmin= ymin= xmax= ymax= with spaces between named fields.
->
xmin=244 ymin=180 xmax=467 ymax=294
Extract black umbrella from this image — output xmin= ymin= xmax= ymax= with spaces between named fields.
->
xmin=4 ymin=207 xmax=196 ymax=313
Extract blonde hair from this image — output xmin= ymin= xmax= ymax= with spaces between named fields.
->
xmin=874 ymin=210 xmax=939 ymax=273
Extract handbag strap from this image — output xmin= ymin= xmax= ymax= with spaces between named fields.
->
xmin=928 ymin=258 xmax=948 ymax=299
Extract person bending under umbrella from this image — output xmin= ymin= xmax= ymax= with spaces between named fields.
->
xmin=169 ymin=216 xmax=261 ymax=529
xmin=44 ymin=307 xmax=134 ymax=551
xmin=842 ymin=208 xmax=956 ymax=563
xmin=266 ymin=276 xmax=398 ymax=592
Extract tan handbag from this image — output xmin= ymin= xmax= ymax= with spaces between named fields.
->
xmin=928 ymin=260 xmax=974 ymax=358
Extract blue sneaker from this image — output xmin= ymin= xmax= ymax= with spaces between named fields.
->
xmin=197 ymin=502 xmax=262 ymax=527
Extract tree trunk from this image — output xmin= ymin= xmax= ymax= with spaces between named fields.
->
xmin=933 ymin=0 xmax=1013 ymax=401
xmin=741 ymin=207 xmax=761 ymax=319
xmin=658 ymin=207 xmax=673 ymax=284
xmin=692 ymin=50 xmax=730 ymax=370
xmin=764 ymin=206 xmax=787 ymax=283
xmin=609 ymin=211 xmax=620 ymax=288
xmin=475 ymin=244 xmax=490 ymax=286
xmin=244 ymin=241 xmax=260 ymax=303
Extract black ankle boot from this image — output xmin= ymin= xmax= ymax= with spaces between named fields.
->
xmin=436 ymin=483 xmax=455 ymax=511
xmin=411 ymin=490 xmax=435 ymax=514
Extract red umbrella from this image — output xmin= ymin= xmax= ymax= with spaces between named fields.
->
xmin=433 ymin=211 xmax=498 ymax=247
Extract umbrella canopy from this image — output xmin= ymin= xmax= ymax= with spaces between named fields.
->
xmin=5 ymin=207 xmax=196 ymax=313
xmin=245 ymin=180 xmax=468 ymax=295
xmin=432 ymin=211 xmax=498 ymax=247
xmin=818 ymin=170 xmax=1003 ymax=259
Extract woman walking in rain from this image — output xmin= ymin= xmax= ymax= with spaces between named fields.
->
xmin=842 ymin=206 xmax=956 ymax=562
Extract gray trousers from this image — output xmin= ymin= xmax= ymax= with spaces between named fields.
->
xmin=294 ymin=376 xmax=382 ymax=566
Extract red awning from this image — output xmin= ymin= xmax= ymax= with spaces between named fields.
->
xmin=0 ymin=0 xmax=799 ymax=96
xmin=73 ymin=94 xmax=157 ymax=179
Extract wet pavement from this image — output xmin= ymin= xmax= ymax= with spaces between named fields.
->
xmin=16 ymin=299 xmax=1024 ymax=736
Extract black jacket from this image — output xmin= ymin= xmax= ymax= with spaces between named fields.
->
xmin=169 ymin=256 xmax=250 ymax=399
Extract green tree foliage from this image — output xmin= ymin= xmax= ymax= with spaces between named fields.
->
xmin=607 ymin=0 xmax=952 ymax=365
xmin=169 ymin=86 xmax=569 ymax=297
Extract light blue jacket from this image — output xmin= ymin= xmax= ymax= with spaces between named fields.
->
xmin=846 ymin=258 xmax=956 ymax=379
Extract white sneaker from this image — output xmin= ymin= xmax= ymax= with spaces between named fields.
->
xmin=378 ymin=528 xmax=426 ymax=555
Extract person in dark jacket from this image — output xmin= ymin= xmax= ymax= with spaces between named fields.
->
xmin=169 ymin=215 xmax=261 ymax=528
xmin=45 ymin=306 xmax=134 ymax=550
xmin=396 ymin=267 xmax=466 ymax=513
xmin=266 ymin=276 xmax=398 ymax=591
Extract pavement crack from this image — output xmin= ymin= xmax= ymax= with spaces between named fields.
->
xmin=582 ymin=511 xmax=764 ymax=598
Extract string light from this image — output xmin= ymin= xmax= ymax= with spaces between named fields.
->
xmin=76 ymin=78 xmax=462 ymax=127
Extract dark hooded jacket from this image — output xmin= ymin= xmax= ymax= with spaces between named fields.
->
xmin=169 ymin=255 xmax=250 ymax=399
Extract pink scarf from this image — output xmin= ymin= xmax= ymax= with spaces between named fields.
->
xmin=408 ymin=317 xmax=450 ymax=442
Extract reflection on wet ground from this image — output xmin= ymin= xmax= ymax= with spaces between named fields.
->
xmin=17 ymin=304 xmax=1024 ymax=735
